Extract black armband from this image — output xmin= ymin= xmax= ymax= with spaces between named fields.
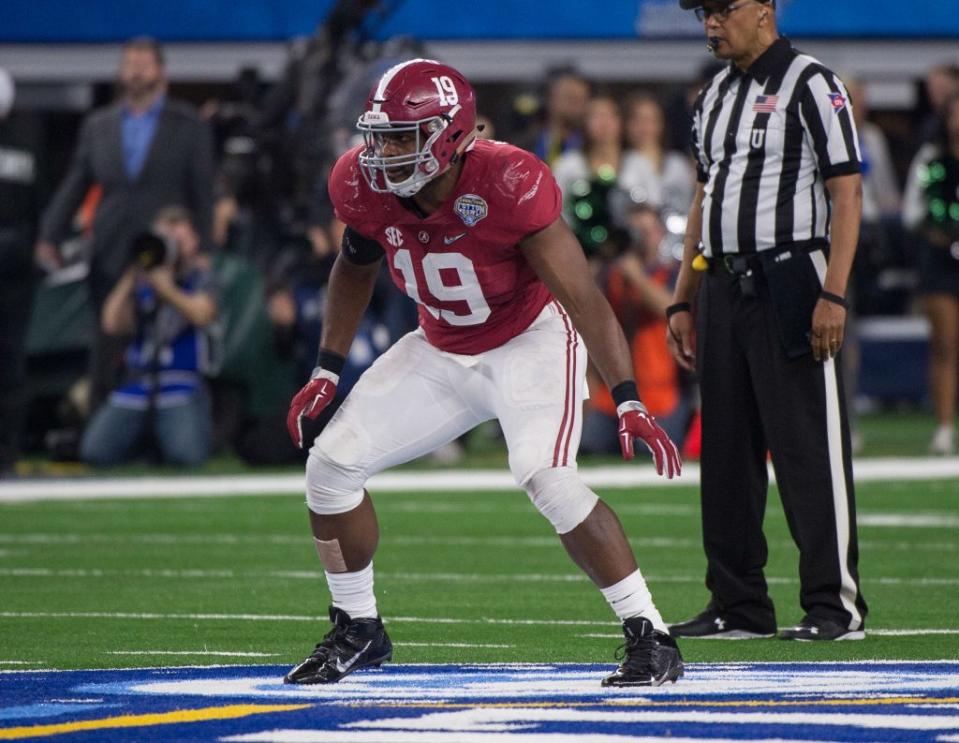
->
xmin=611 ymin=381 xmax=641 ymax=407
xmin=341 ymin=226 xmax=385 ymax=265
xmin=819 ymin=291 xmax=849 ymax=310
xmin=666 ymin=302 xmax=692 ymax=320
xmin=315 ymin=348 xmax=346 ymax=375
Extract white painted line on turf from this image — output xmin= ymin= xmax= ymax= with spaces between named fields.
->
xmin=579 ymin=629 xmax=959 ymax=639
xmin=4 ymin=611 xmax=959 ymax=638
xmin=109 ymin=644 xmax=513 ymax=653
xmin=0 ymin=611 xmax=611 ymax=626
xmin=395 ymin=642 xmax=516 ymax=648
xmin=2 ymin=458 xmax=959 ymax=502
xmin=2 ymin=532 xmax=957 ymax=553
xmin=859 ymin=513 xmax=959 ymax=528
xmin=107 ymin=650 xmax=283 ymax=657
xmin=224 ymin=733 xmax=806 ymax=743
xmin=4 ymin=567 xmax=959 ymax=588
xmin=0 ymin=660 xmax=45 ymax=665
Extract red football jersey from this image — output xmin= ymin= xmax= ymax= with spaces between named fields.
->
xmin=329 ymin=139 xmax=562 ymax=355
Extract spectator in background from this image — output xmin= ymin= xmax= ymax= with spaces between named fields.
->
xmin=81 ymin=207 xmax=220 ymax=467
xmin=906 ymin=95 xmax=959 ymax=455
xmin=553 ymin=95 xmax=656 ymax=262
xmin=36 ymin=37 xmax=215 ymax=409
xmin=904 ymin=65 xmax=959 ymax=229
xmin=523 ymin=67 xmax=590 ymax=167
xmin=0 ymin=68 xmax=42 ymax=477
xmin=843 ymin=79 xmax=902 ymax=451
xmin=582 ymin=205 xmax=689 ymax=453
xmin=623 ymin=94 xmax=696 ymax=217
xmin=918 ymin=65 xmax=959 ymax=146
xmin=846 ymin=81 xmax=901 ymax=223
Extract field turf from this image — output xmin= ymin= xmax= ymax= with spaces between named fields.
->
xmin=1 ymin=472 xmax=957 ymax=671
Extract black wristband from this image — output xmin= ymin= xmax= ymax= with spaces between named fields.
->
xmin=611 ymin=381 xmax=641 ymax=407
xmin=666 ymin=302 xmax=692 ymax=320
xmin=819 ymin=291 xmax=849 ymax=310
xmin=315 ymin=348 xmax=346 ymax=375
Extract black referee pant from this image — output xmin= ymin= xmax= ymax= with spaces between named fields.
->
xmin=695 ymin=262 xmax=868 ymax=632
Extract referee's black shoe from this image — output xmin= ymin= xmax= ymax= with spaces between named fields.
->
xmin=602 ymin=617 xmax=684 ymax=687
xmin=779 ymin=615 xmax=865 ymax=641
xmin=669 ymin=608 xmax=776 ymax=639
xmin=284 ymin=605 xmax=392 ymax=684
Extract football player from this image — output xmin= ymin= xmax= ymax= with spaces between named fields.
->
xmin=285 ymin=59 xmax=683 ymax=687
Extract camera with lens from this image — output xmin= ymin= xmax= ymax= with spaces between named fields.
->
xmin=129 ymin=231 xmax=177 ymax=270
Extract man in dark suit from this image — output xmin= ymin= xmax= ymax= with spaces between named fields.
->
xmin=36 ymin=37 xmax=215 ymax=407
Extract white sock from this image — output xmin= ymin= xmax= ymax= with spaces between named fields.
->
xmin=600 ymin=569 xmax=667 ymax=633
xmin=325 ymin=563 xmax=378 ymax=619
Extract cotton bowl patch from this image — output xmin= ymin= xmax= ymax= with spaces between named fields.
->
xmin=2 ymin=662 xmax=959 ymax=741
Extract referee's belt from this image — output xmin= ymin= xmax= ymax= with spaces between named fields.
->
xmin=706 ymin=254 xmax=762 ymax=275
xmin=705 ymin=240 xmax=829 ymax=276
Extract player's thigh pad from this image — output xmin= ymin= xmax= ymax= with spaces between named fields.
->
xmin=525 ymin=466 xmax=599 ymax=534
xmin=489 ymin=302 xmax=588 ymax=486
xmin=306 ymin=330 xmax=484 ymax=515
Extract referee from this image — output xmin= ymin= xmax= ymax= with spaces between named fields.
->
xmin=667 ymin=0 xmax=868 ymax=640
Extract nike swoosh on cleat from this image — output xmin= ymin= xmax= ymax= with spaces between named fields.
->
xmin=334 ymin=640 xmax=372 ymax=674
xmin=443 ymin=233 xmax=466 ymax=245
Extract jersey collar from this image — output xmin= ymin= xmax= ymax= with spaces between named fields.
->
xmin=741 ymin=36 xmax=794 ymax=84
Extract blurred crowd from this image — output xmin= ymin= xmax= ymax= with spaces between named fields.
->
xmin=2 ymin=9 xmax=959 ymax=474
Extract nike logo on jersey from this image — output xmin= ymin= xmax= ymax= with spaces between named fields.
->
xmin=334 ymin=640 xmax=372 ymax=674
xmin=443 ymin=233 xmax=467 ymax=245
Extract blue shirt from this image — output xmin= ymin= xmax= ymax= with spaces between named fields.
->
xmin=110 ymin=266 xmax=221 ymax=410
xmin=121 ymin=95 xmax=164 ymax=181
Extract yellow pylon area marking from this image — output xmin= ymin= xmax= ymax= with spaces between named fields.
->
xmin=347 ymin=696 xmax=959 ymax=710
xmin=0 ymin=704 xmax=310 ymax=740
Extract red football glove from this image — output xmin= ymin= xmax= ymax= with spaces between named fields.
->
xmin=286 ymin=368 xmax=339 ymax=449
xmin=617 ymin=401 xmax=682 ymax=479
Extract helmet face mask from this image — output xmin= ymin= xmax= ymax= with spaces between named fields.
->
xmin=357 ymin=59 xmax=476 ymax=198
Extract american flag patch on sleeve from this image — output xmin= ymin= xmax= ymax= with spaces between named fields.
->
xmin=753 ymin=95 xmax=779 ymax=113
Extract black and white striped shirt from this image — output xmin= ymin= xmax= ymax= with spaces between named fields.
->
xmin=691 ymin=38 xmax=861 ymax=256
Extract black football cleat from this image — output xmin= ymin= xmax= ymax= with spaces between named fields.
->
xmin=602 ymin=616 xmax=685 ymax=687
xmin=284 ymin=605 xmax=393 ymax=684
xmin=669 ymin=608 xmax=776 ymax=639
xmin=779 ymin=615 xmax=865 ymax=641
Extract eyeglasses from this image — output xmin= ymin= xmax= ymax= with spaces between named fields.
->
xmin=694 ymin=0 xmax=764 ymax=22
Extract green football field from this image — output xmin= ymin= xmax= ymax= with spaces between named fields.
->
xmin=1 ymin=469 xmax=957 ymax=671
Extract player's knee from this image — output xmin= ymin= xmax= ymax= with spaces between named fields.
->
xmin=525 ymin=467 xmax=599 ymax=535
xmin=305 ymin=450 xmax=365 ymax=515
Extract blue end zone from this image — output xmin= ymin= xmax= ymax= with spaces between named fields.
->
xmin=2 ymin=662 xmax=959 ymax=741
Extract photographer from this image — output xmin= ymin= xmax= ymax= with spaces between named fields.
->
xmin=80 ymin=206 xmax=220 ymax=467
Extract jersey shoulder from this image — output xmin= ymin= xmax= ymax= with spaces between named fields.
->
xmin=328 ymin=145 xmax=388 ymax=234
xmin=467 ymin=140 xmax=556 ymax=208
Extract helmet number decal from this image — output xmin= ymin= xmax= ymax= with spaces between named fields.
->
xmin=431 ymin=76 xmax=459 ymax=107
xmin=393 ymin=249 xmax=491 ymax=326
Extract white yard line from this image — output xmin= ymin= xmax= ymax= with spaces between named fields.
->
xmin=580 ymin=629 xmax=959 ymax=639
xmin=394 ymin=642 xmax=515 ymax=648
xmin=2 ymin=458 xmax=959 ymax=502
xmin=4 ymin=611 xmax=958 ymax=638
xmin=2 ymin=567 xmax=958 ymax=588
xmin=0 ymin=533 xmax=955 ymax=553
xmin=108 ymin=651 xmax=282 ymax=657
